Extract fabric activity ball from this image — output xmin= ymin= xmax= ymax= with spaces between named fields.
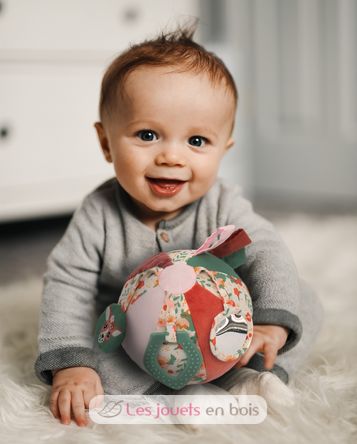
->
xmin=95 ymin=225 xmax=254 ymax=390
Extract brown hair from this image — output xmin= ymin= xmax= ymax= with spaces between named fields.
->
xmin=99 ymin=20 xmax=238 ymax=128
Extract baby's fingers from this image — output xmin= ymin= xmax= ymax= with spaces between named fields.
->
xmin=83 ymin=387 xmax=102 ymax=411
xmin=71 ymin=390 xmax=87 ymax=427
xmin=49 ymin=390 xmax=59 ymax=419
xmin=58 ymin=389 xmax=72 ymax=425
xmin=263 ymin=343 xmax=278 ymax=370
xmin=236 ymin=337 xmax=263 ymax=368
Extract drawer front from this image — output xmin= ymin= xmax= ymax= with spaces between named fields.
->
xmin=0 ymin=61 xmax=112 ymax=188
xmin=0 ymin=0 xmax=199 ymax=53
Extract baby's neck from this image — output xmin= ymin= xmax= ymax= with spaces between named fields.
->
xmin=139 ymin=210 xmax=182 ymax=231
xmin=127 ymin=194 xmax=185 ymax=231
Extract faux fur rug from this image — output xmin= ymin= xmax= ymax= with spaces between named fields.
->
xmin=0 ymin=214 xmax=356 ymax=443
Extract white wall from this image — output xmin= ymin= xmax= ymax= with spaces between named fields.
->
xmin=240 ymin=0 xmax=357 ymax=211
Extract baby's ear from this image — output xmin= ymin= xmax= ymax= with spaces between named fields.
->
xmin=225 ymin=137 xmax=234 ymax=151
xmin=94 ymin=122 xmax=112 ymax=163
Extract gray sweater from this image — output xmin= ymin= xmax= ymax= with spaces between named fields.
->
xmin=34 ymin=177 xmax=303 ymax=387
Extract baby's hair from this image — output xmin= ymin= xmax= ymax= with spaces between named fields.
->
xmin=99 ymin=19 xmax=238 ymax=125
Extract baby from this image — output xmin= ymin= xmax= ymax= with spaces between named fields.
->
xmin=34 ymin=25 xmax=323 ymax=427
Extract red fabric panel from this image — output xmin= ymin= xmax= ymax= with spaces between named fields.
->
xmin=185 ymin=283 xmax=237 ymax=382
xmin=209 ymin=228 xmax=252 ymax=259
xmin=127 ymin=252 xmax=172 ymax=280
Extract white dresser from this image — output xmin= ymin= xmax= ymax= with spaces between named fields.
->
xmin=0 ymin=0 xmax=199 ymax=221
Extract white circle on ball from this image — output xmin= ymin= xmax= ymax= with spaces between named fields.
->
xmin=158 ymin=262 xmax=196 ymax=294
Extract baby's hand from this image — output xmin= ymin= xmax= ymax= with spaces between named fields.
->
xmin=50 ymin=367 xmax=104 ymax=427
xmin=236 ymin=324 xmax=289 ymax=370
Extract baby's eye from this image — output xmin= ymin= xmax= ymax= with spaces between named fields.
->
xmin=136 ymin=129 xmax=158 ymax=142
xmin=188 ymin=136 xmax=207 ymax=148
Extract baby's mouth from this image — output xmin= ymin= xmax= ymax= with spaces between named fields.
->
xmin=147 ymin=177 xmax=186 ymax=188
xmin=146 ymin=177 xmax=187 ymax=195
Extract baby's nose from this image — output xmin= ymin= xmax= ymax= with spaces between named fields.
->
xmin=154 ymin=144 xmax=186 ymax=167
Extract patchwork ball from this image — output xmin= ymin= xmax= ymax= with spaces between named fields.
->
xmin=95 ymin=225 xmax=254 ymax=390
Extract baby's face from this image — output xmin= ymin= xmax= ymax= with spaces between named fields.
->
xmin=96 ymin=66 xmax=235 ymax=226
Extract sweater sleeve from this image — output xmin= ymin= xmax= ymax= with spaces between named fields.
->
xmin=34 ymin=192 xmax=105 ymax=385
xmin=227 ymin=189 xmax=303 ymax=353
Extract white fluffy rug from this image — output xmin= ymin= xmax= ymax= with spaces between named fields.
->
xmin=0 ymin=214 xmax=356 ymax=443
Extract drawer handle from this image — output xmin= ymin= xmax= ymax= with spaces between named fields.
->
xmin=0 ymin=126 xmax=10 ymax=140
xmin=122 ymin=7 xmax=140 ymax=23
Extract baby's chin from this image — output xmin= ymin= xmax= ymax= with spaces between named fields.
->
xmin=148 ymin=192 xmax=198 ymax=211
xmin=129 ymin=194 xmax=184 ymax=221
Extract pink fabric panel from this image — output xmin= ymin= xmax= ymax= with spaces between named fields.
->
xmin=158 ymin=263 xmax=197 ymax=294
xmin=122 ymin=286 xmax=165 ymax=370
xmin=194 ymin=225 xmax=236 ymax=255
